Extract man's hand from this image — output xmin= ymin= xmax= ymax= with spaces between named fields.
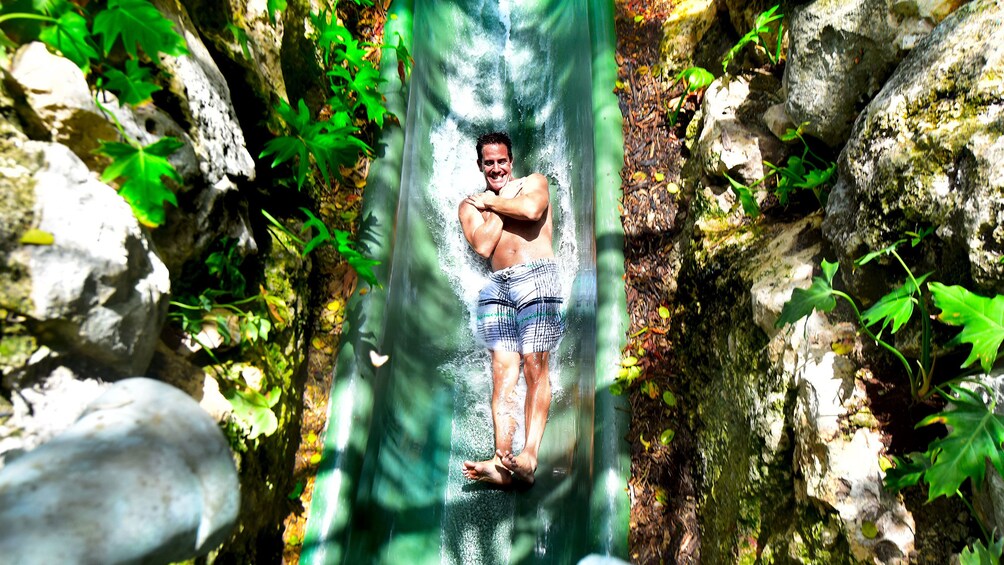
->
xmin=465 ymin=192 xmax=495 ymax=211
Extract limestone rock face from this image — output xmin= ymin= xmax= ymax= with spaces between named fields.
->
xmin=822 ymin=0 xmax=1004 ymax=295
xmin=784 ymin=0 xmax=905 ymax=147
xmin=659 ymin=0 xmax=720 ymax=74
xmin=6 ymin=43 xmax=119 ymax=169
xmin=0 ymin=140 xmax=170 ymax=375
xmin=0 ymin=378 xmax=239 ymax=564
xmin=696 ymin=72 xmax=785 ymax=189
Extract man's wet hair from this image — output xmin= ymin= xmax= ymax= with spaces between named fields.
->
xmin=476 ymin=131 xmax=512 ymax=163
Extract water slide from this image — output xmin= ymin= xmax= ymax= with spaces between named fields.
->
xmin=301 ymin=0 xmax=628 ymax=562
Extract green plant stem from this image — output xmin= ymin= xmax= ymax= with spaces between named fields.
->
xmin=958 ymin=490 xmax=992 ymax=543
xmin=891 ymin=249 xmax=934 ymax=395
xmin=261 ymin=209 xmax=306 ymax=246
xmin=834 ymin=289 xmax=918 ymax=398
xmin=0 ymin=13 xmax=57 ymax=25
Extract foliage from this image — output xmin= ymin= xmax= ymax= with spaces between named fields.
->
xmin=961 ymin=536 xmax=1004 ymax=565
xmin=777 ymin=233 xmax=1004 ymax=557
xmin=226 ymin=385 xmax=281 ymax=441
xmin=727 ymin=123 xmax=836 ymax=217
xmin=94 ymin=137 xmax=185 ymax=227
xmin=2 ymin=0 xmax=188 ymax=225
xmin=262 ymin=208 xmax=380 ymax=287
xmin=931 ymin=283 xmax=1004 ymax=374
xmin=260 ymin=99 xmax=371 ymax=190
xmin=313 ymin=9 xmax=391 ymax=128
xmin=777 ymin=237 xmax=939 ymax=399
xmin=722 ymin=4 xmax=784 ymax=73
xmin=666 ymin=66 xmax=713 ymax=126
xmin=92 ymin=0 xmax=187 ymax=59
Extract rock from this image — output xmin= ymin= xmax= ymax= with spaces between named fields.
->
xmin=822 ymin=0 xmax=1004 ymax=295
xmin=696 ymin=72 xmax=785 ymax=190
xmin=6 ymin=43 xmax=119 ymax=169
xmin=0 ymin=377 xmax=239 ymax=564
xmin=659 ymin=0 xmax=720 ymax=74
xmin=784 ymin=0 xmax=905 ymax=147
xmin=0 ymin=364 xmax=109 ymax=468
xmin=0 ymin=140 xmax=170 ymax=375
xmin=748 ymin=214 xmax=915 ymax=562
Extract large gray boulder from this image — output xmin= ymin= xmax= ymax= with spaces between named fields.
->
xmin=783 ymin=0 xmax=963 ymax=147
xmin=0 ymin=377 xmax=239 ymax=564
xmin=822 ymin=0 xmax=1004 ymax=295
xmin=0 ymin=140 xmax=170 ymax=375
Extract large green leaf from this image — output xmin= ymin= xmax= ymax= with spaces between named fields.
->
xmin=95 ymin=137 xmax=185 ymax=227
xmin=960 ymin=536 xmax=1004 ymax=565
xmin=93 ymin=0 xmax=187 ymax=59
xmin=226 ymin=386 xmax=280 ymax=440
xmin=328 ymin=64 xmax=389 ymax=127
xmin=38 ymin=10 xmax=99 ymax=72
xmin=930 ymin=283 xmax=1004 ymax=373
xmin=883 ymin=452 xmax=930 ymax=493
xmin=775 ymin=259 xmax=839 ymax=328
xmin=861 ymin=273 xmax=932 ymax=334
xmin=260 ymin=99 xmax=370 ymax=189
xmin=102 ymin=58 xmax=161 ymax=105
xmin=266 ymin=0 xmax=287 ymax=24
xmin=919 ymin=385 xmax=1004 ymax=501
xmin=725 ymin=173 xmax=760 ymax=217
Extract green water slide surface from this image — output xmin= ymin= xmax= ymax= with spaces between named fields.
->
xmin=301 ymin=0 xmax=628 ymax=563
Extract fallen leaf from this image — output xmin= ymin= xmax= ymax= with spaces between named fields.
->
xmin=369 ymin=350 xmax=389 ymax=367
xmin=20 ymin=229 xmax=54 ymax=245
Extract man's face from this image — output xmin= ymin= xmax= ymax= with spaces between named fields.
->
xmin=479 ymin=143 xmax=512 ymax=192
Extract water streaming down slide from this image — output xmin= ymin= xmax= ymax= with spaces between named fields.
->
xmin=301 ymin=1 xmax=627 ymax=563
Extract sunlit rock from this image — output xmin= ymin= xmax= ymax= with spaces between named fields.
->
xmin=6 ymin=43 xmax=119 ymax=169
xmin=822 ymin=0 xmax=1004 ymax=296
xmin=0 ymin=141 xmax=169 ymax=375
xmin=784 ymin=0 xmax=905 ymax=147
xmin=696 ymin=71 xmax=785 ymax=190
xmin=0 ymin=378 xmax=239 ymax=564
xmin=658 ymin=0 xmax=719 ymax=75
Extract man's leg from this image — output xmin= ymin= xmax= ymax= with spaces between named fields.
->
xmin=462 ymin=349 xmax=521 ymax=484
xmin=500 ymin=350 xmax=550 ymax=484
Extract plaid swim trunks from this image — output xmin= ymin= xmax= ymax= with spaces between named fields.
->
xmin=476 ymin=259 xmax=565 ymax=353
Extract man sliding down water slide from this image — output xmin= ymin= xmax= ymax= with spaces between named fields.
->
xmin=458 ymin=131 xmax=565 ymax=486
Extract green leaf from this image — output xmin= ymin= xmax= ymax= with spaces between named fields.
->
xmin=20 ymin=228 xmax=54 ymax=245
xmin=883 ymin=452 xmax=929 ymax=492
xmin=33 ymin=0 xmax=70 ymax=15
xmin=725 ymin=173 xmax=760 ymax=217
xmin=299 ymin=207 xmax=333 ymax=255
xmin=102 ymin=58 xmax=161 ymax=105
xmin=658 ymin=306 xmax=670 ymax=319
xmin=930 ymin=283 xmax=1004 ymax=373
xmin=260 ymin=99 xmax=370 ymax=189
xmin=861 ymin=521 xmax=879 ymax=539
xmin=918 ymin=385 xmax=1004 ymax=501
xmin=961 ymin=536 xmax=1004 ymax=565
xmin=861 ymin=273 xmax=932 ymax=334
xmin=775 ymin=259 xmax=839 ymax=328
xmin=795 ymin=162 xmax=835 ymax=190
xmin=659 ymin=429 xmax=675 ymax=445
xmin=226 ymin=386 xmax=280 ymax=440
xmin=266 ymin=0 xmax=287 ymax=24
xmin=675 ymin=66 xmax=713 ymax=93
xmin=94 ymin=137 xmax=185 ymax=227
xmin=854 ymin=239 xmax=906 ymax=267
xmin=38 ymin=10 xmax=99 ymax=72
xmin=225 ymin=23 xmax=251 ymax=60
xmin=93 ymin=0 xmax=187 ymax=59
xmin=662 ymin=390 xmax=677 ymax=408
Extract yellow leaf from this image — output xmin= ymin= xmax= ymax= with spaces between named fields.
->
xmin=20 ymin=229 xmax=54 ymax=245
xmin=654 ymin=172 xmax=665 ymax=182
xmin=326 ymin=299 xmax=343 ymax=311
xmin=631 ymin=171 xmax=647 ymax=182
xmin=311 ymin=337 xmax=326 ymax=350
xmin=666 ymin=182 xmax=680 ymax=194
xmin=309 ymin=453 xmax=322 ymax=464
xmin=639 ymin=433 xmax=651 ymax=450
xmin=621 ymin=356 xmax=639 ymax=367
xmin=658 ymin=306 xmax=670 ymax=319
xmin=633 ymin=15 xmax=644 ymax=23
xmin=636 ymin=65 xmax=649 ymax=76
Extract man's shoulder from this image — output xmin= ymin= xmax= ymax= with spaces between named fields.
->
xmin=517 ymin=173 xmax=548 ymax=190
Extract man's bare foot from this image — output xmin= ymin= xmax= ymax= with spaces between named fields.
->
xmin=497 ymin=449 xmax=537 ymax=484
xmin=461 ymin=455 xmax=512 ymax=485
